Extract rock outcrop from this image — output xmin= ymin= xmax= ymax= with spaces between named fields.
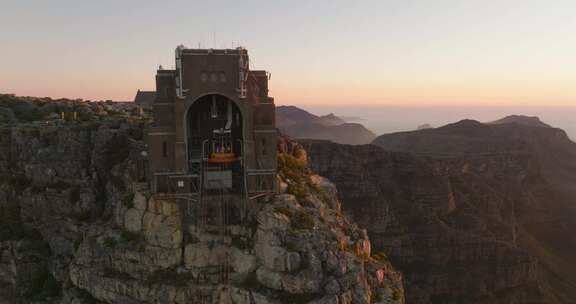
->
xmin=0 ymin=116 xmax=403 ymax=303
xmin=304 ymin=117 xmax=576 ymax=304
xmin=302 ymin=139 xmax=568 ymax=304
xmin=370 ymin=119 xmax=576 ymax=303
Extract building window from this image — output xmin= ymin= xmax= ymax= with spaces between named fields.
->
xmin=162 ymin=141 xmax=168 ymax=157
xmin=261 ymin=138 xmax=267 ymax=156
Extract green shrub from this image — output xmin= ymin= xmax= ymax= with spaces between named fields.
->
xmin=121 ymin=230 xmax=142 ymax=243
xmin=122 ymin=192 xmax=135 ymax=208
xmin=0 ymin=201 xmax=37 ymax=241
xmin=81 ymin=121 xmax=101 ymax=131
xmin=46 ymin=181 xmax=71 ymax=191
xmin=373 ymin=252 xmax=388 ymax=262
xmin=77 ymin=111 xmax=94 ymax=122
xmin=68 ymin=186 xmax=81 ymax=203
xmin=109 ymin=175 xmax=126 ymax=191
xmin=18 ymin=238 xmax=50 ymax=255
xmin=279 ymin=293 xmax=318 ymax=304
xmin=373 ymin=291 xmax=383 ymax=302
xmin=234 ymin=271 xmax=261 ymax=290
xmin=231 ymin=235 xmax=250 ymax=250
xmin=285 ymin=241 xmax=299 ymax=252
xmin=146 ymin=268 xmax=194 ymax=287
xmin=103 ymin=237 xmax=117 ymax=248
xmin=71 ymin=210 xmax=92 ymax=223
xmin=278 ymin=153 xmax=316 ymax=203
xmin=286 ymin=184 xmax=307 ymax=201
xmin=102 ymin=267 xmax=132 ymax=280
xmin=73 ymin=235 xmax=83 ymax=250
xmin=24 ymin=269 xmax=61 ymax=301
xmin=274 ymin=206 xmax=293 ymax=218
xmin=0 ymin=97 xmax=46 ymax=122
xmin=0 ymin=174 xmax=31 ymax=193
xmin=0 ymin=107 xmax=16 ymax=123
xmin=120 ymin=230 xmax=145 ymax=251
xmin=278 ymin=154 xmax=309 ymax=184
xmin=74 ymin=288 xmax=100 ymax=304
xmin=392 ymin=288 xmax=402 ymax=301
xmin=292 ymin=210 xmax=315 ymax=230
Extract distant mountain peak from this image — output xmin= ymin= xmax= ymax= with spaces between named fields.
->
xmin=489 ymin=115 xmax=552 ymax=128
xmin=454 ymin=119 xmax=483 ymax=125
xmin=320 ymin=113 xmax=346 ymax=126
xmin=417 ymin=124 xmax=433 ymax=130
xmin=276 ymin=105 xmax=375 ymax=144
xmin=435 ymin=119 xmax=489 ymax=135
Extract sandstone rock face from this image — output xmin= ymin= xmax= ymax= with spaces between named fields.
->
xmin=371 ymin=120 xmax=576 ymax=303
xmin=0 ymin=124 xmax=404 ymax=303
xmin=303 ymin=140 xmax=556 ymax=304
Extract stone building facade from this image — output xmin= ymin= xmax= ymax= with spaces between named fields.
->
xmin=145 ymin=46 xmax=277 ymax=198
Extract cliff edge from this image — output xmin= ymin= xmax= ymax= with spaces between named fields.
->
xmin=0 ymin=115 xmax=403 ymax=303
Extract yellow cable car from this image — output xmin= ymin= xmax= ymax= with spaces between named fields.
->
xmin=207 ymin=130 xmax=237 ymax=164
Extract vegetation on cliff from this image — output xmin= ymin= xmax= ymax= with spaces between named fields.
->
xmin=0 ymin=93 xmax=150 ymax=125
xmin=0 ymin=97 xmax=404 ymax=303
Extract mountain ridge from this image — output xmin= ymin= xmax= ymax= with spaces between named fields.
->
xmin=488 ymin=115 xmax=552 ymax=128
xmin=276 ymin=105 xmax=376 ymax=145
xmin=358 ymin=117 xmax=576 ymax=303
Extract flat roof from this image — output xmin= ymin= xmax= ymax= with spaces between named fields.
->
xmin=180 ymin=48 xmax=247 ymax=56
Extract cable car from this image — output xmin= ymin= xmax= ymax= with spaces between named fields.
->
xmin=208 ymin=129 xmax=238 ymax=164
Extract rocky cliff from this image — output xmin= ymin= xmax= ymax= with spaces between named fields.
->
xmin=303 ymin=139 xmax=573 ymax=304
xmin=304 ymin=118 xmax=576 ymax=304
xmin=0 ymin=117 xmax=403 ymax=303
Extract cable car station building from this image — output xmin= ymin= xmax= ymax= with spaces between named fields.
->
xmin=145 ymin=46 xmax=277 ymax=207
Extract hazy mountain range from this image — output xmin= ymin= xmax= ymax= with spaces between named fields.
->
xmin=275 ymin=106 xmax=376 ymax=145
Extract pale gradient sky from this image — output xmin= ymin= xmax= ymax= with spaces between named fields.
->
xmin=1 ymin=0 xmax=576 ymax=106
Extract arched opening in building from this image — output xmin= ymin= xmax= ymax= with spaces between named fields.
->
xmin=186 ymin=94 xmax=244 ymax=191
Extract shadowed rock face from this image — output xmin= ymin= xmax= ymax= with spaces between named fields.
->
xmin=301 ymin=141 xmax=538 ymax=303
xmin=276 ymin=106 xmax=376 ymax=145
xmin=303 ymin=136 xmax=576 ymax=304
xmin=373 ymin=119 xmax=576 ymax=192
xmin=373 ymin=119 xmax=576 ymax=236
xmin=371 ymin=119 xmax=576 ymax=304
xmin=0 ymin=113 xmax=404 ymax=303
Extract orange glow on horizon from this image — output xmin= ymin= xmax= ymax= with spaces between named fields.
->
xmin=4 ymin=81 xmax=576 ymax=108
xmin=3 ymin=1 xmax=576 ymax=108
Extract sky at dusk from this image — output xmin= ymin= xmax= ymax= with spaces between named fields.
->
xmin=1 ymin=0 xmax=576 ymax=106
